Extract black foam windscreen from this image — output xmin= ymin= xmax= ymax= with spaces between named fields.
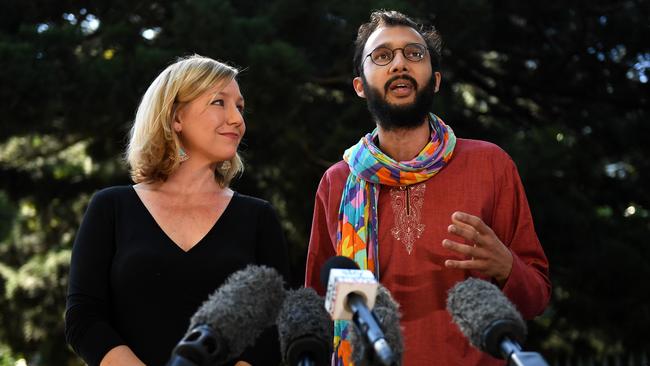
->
xmin=446 ymin=278 xmax=526 ymax=358
xmin=187 ymin=265 xmax=286 ymax=362
xmin=319 ymin=256 xmax=360 ymax=289
xmin=276 ymin=287 xmax=333 ymax=366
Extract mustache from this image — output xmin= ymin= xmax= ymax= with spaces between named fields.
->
xmin=384 ymin=74 xmax=419 ymax=94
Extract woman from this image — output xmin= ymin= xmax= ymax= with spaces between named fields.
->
xmin=65 ymin=55 xmax=290 ymax=366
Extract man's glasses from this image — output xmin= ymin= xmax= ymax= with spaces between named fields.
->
xmin=364 ymin=43 xmax=428 ymax=66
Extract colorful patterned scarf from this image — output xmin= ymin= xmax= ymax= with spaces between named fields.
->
xmin=334 ymin=113 xmax=456 ymax=365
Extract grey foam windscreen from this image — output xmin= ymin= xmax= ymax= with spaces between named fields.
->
xmin=446 ymin=278 xmax=526 ymax=357
xmin=188 ymin=265 xmax=286 ymax=361
xmin=276 ymin=287 xmax=333 ymax=366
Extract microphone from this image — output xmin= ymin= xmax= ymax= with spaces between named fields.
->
xmin=276 ymin=287 xmax=333 ymax=366
xmin=320 ymin=256 xmax=396 ymax=366
xmin=446 ymin=278 xmax=549 ymax=366
xmin=350 ymin=284 xmax=404 ymax=366
xmin=167 ymin=265 xmax=286 ymax=366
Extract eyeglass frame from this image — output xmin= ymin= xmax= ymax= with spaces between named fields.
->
xmin=363 ymin=43 xmax=430 ymax=66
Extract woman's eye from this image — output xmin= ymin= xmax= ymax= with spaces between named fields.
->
xmin=211 ymin=99 xmax=224 ymax=106
xmin=237 ymin=105 xmax=245 ymax=113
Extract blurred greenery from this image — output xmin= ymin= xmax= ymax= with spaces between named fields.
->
xmin=0 ymin=0 xmax=648 ymax=364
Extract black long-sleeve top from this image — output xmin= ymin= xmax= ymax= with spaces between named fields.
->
xmin=65 ymin=186 xmax=291 ymax=366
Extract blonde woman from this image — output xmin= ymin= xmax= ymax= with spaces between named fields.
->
xmin=65 ymin=55 xmax=289 ymax=366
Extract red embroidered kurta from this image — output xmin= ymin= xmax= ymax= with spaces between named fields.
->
xmin=305 ymin=138 xmax=551 ymax=366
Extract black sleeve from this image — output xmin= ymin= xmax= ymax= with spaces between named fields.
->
xmin=239 ymin=201 xmax=291 ymax=366
xmin=65 ymin=189 xmax=124 ymax=366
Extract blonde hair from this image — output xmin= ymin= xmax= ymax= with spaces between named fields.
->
xmin=126 ymin=54 xmax=244 ymax=187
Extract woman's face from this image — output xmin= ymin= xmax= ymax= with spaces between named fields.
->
xmin=174 ymin=79 xmax=245 ymax=164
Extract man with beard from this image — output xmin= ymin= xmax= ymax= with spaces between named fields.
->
xmin=304 ymin=10 xmax=550 ymax=366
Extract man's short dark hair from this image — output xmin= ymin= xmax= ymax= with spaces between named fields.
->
xmin=353 ymin=10 xmax=442 ymax=78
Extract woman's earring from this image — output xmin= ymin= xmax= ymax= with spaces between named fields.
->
xmin=220 ymin=160 xmax=231 ymax=172
xmin=179 ymin=147 xmax=189 ymax=162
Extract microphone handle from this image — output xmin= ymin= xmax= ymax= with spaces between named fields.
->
xmin=501 ymin=337 xmax=549 ymax=366
xmin=166 ymin=355 xmax=199 ymax=366
xmin=499 ymin=336 xmax=522 ymax=359
xmin=347 ymin=293 xmax=395 ymax=366
xmin=509 ymin=352 xmax=550 ymax=366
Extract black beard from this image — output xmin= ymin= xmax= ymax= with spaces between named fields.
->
xmin=363 ymin=74 xmax=436 ymax=131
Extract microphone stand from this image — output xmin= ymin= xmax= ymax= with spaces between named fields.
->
xmin=297 ymin=357 xmax=315 ymax=366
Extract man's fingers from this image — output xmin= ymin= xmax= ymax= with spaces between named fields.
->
xmin=442 ymin=239 xmax=486 ymax=257
xmin=446 ymin=212 xmax=513 ymax=281
xmin=447 ymin=224 xmax=482 ymax=245
xmin=444 ymin=258 xmax=487 ymax=270
xmin=451 ymin=211 xmax=491 ymax=236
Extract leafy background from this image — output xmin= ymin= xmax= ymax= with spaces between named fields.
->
xmin=0 ymin=0 xmax=648 ymax=364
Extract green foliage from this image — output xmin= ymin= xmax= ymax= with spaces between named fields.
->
xmin=0 ymin=343 xmax=24 ymax=366
xmin=0 ymin=0 xmax=648 ymax=364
